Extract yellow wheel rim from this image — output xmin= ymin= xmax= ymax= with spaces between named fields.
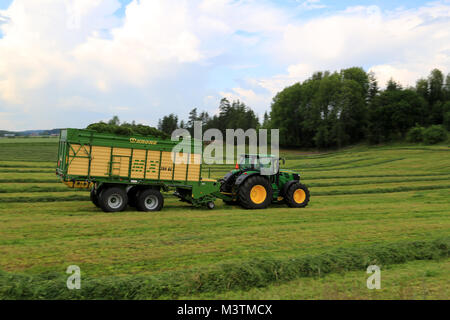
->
xmin=250 ymin=185 xmax=267 ymax=204
xmin=293 ymin=189 xmax=306 ymax=204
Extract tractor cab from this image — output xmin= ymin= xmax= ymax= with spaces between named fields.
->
xmin=238 ymin=154 xmax=280 ymax=176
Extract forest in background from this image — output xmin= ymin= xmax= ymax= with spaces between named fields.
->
xmin=87 ymin=67 xmax=450 ymax=149
xmin=158 ymin=67 xmax=450 ymax=148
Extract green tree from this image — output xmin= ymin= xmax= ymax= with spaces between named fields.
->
xmin=187 ymin=108 xmax=198 ymax=135
xmin=416 ymin=78 xmax=429 ymax=102
xmin=368 ymin=71 xmax=379 ymax=102
xmin=262 ymin=112 xmax=271 ymax=128
xmin=87 ymin=116 xmax=167 ymax=139
xmin=423 ymin=125 xmax=447 ymax=144
xmin=108 ymin=115 xmax=120 ymax=126
xmin=428 ymin=68 xmax=444 ymax=106
xmin=444 ymin=73 xmax=450 ymax=101
xmin=157 ymin=114 xmax=178 ymax=136
xmin=368 ymin=89 xmax=427 ymax=142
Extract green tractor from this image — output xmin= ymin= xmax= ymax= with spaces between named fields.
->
xmin=219 ymin=154 xmax=310 ymax=209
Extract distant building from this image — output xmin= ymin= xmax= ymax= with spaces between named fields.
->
xmin=3 ymin=133 xmax=15 ymax=137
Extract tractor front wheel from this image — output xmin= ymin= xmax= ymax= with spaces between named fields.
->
xmin=238 ymin=176 xmax=273 ymax=209
xmin=286 ymin=183 xmax=310 ymax=208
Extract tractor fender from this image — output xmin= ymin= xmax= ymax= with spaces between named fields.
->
xmin=222 ymin=172 xmax=234 ymax=183
xmin=234 ymin=172 xmax=265 ymax=187
xmin=281 ymin=180 xmax=297 ymax=197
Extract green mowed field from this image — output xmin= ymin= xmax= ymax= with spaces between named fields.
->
xmin=0 ymin=138 xmax=449 ymax=299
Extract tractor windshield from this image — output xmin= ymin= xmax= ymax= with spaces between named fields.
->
xmin=239 ymin=155 xmax=260 ymax=170
xmin=238 ymin=155 xmax=276 ymax=173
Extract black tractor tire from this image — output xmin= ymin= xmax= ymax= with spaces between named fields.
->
xmin=127 ymin=187 xmax=139 ymax=208
xmin=98 ymin=187 xmax=128 ymax=212
xmin=136 ymin=189 xmax=164 ymax=212
xmin=238 ymin=175 xmax=273 ymax=209
xmin=90 ymin=188 xmax=100 ymax=207
xmin=286 ymin=183 xmax=310 ymax=208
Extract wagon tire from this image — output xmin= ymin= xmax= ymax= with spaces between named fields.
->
xmin=136 ymin=189 xmax=164 ymax=212
xmin=90 ymin=188 xmax=100 ymax=208
xmin=98 ymin=187 xmax=128 ymax=212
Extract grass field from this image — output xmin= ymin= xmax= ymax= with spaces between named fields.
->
xmin=0 ymin=137 xmax=449 ymax=299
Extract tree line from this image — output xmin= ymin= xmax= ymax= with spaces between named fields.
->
xmin=87 ymin=116 xmax=169 ymax=139
xmin=88 ymin=67 xmax=449 ymax=148
xmin=269 ymin=67 xmax=449 ymax=148
xmin=157 ymin=67 xmax=449 ymax=148
xmin=157 ymin=98 xmax=259 ymax=137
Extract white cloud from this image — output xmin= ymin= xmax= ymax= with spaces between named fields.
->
xmin=226 ymin=1 xmax=450 ymax=109
xmin=0 ymin=0 xmax=449 ymax=130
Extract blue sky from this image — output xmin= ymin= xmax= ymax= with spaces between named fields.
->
xmin=0 ymin=0 xmax=449 ymax=130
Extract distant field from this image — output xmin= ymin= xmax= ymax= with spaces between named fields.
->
xmin=0 ymin=137 xmax=59 ymax=144
xmin=0 ymin=138 xmax=449 ymax=299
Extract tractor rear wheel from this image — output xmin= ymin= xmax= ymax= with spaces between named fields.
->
xmin=136 ymin=189 xmax=164 ymax=212
xmin=98 ymin=187 xmax=128 ymax=212
xmin=238 ymin=176 xmax=273 ymax=209
xmin=286 ymin=183 xmax=310 ymax=208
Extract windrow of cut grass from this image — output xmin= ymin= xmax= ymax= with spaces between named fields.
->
xmin=289 ymin=158 xmax=406 ymax=172
xmin=0 ymin=170 xmax=60 ymax=184
xmin=0 ymin=179 xmax=59 ymax=184
xmin=182 ymin=258 xmax=450 ymax=300
xmin=0 ymin=191 xmax=87 ymax=203
xmin=285 ymin=157 xmax=398 ymax=170
xmin=0 ymin=163 xmax=54 ymax=168
xmin=0 ymin=183 xmax=71 ymax=194
xmin=313 ymin=185 xmax=450 ymax=197
xmin=307 ymin=176 xmax=450 ymax=188
xmin=0 ymin=238 xmax=447 ymax=300
xmin=0 ymin=169 xmax=55 ymax=174
xmin=0 ymin=172 xmax=58 ymax=180
xmin=303 ymin=173 xmax=450 ymax=180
